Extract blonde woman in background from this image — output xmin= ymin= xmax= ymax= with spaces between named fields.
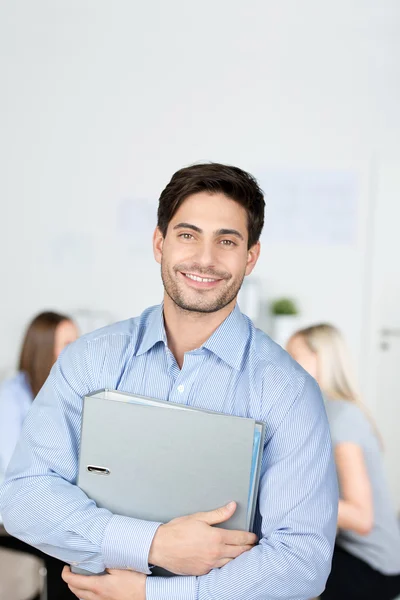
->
xmin=287 ymin=324 xmax=400 ymax=600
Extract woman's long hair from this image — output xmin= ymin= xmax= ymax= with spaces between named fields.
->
xmin=18 ymin=311 xmax=71 ymax=397
xmin=294 ymin=323 xmax=382 ymax=445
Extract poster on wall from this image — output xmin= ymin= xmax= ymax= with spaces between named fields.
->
xmin=258 ymin=169 xmax=358 ymax=246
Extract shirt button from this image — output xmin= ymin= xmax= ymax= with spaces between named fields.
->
xmin=177 ymin=384 xmax=184 ymax=393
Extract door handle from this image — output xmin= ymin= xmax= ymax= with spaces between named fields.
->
xmin=381 ymin=328 xmax=400 ymax=337
xmin=380 ymin=328 xmax=400 ymax=351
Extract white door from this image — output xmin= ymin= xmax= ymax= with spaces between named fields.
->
xmin=365 ymin=159 xmax=400 ymax=512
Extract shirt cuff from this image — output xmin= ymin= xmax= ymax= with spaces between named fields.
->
xmin=146 ymin=575 xmax=197 ymax=600
xmin=101 ymin=514 xmax=162 ymax=574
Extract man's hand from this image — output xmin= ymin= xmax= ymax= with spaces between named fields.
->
xmin=62 ymin=567 xmax=146 ymax=600
xmin=148 ymin=501 xmax=258 ymax=575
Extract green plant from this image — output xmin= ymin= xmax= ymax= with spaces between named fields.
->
xmin=270 ymin=298 xmax=298 ymax=316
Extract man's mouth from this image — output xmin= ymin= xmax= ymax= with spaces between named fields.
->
xmin=182 ymin=273 xmax=221 ymax=283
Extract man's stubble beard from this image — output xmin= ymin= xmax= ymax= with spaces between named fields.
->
xmin=161 ymin=260 xmax=246 ymax=314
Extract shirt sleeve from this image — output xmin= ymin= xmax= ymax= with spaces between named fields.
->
xmin=0 ymin=338 xmax=161 ymax=574
xmin=146 ymin=576 xmax=198 ymax=600
xmin=146 ymin=374 xmax=338 ymax=600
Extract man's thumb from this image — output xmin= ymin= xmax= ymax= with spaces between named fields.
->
xmin=195 ymin=501 xmax=237 ymax=525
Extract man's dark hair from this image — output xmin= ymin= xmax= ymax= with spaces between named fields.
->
xmin=157 ymin=163 xmax=265 ymax=248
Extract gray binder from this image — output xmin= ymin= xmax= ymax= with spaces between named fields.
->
xmin=74 ymin=389 xmax=265 ymax=576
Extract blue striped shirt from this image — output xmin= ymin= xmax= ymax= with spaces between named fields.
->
xmin=0 ymin=304 xmax=338 ymax=599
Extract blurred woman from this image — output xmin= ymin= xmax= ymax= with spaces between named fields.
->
xmin=287 ymin=324 xmax=400 ymax=600
xmin=0 ymin=311 xmax=78 ymax=600
xmin=0 ymin=311 xmax=78 ymax=476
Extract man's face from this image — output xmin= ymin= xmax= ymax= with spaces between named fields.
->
xmin=153 ymin=191 xmax=260 ymax=314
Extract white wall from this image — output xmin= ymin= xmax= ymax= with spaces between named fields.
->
xmin=1 ymin=0 xmax=399 ymax=393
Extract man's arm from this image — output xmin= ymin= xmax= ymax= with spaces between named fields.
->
xmin=146 ymin=374 xmax=338 ymax=600
xmin=0 ymin=338 xmax=161 ymax=574
xmin=0 ymin=336 xmax=256 ymax=575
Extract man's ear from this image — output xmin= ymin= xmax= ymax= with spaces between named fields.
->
xmin=153 ymin=227 xmax=164 ymax=264
xmin=245 ymin=241 xmax=261 ymax=276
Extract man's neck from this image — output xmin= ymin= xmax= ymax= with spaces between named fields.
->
xmin=163 ymin=295 xmax=236 ymax=368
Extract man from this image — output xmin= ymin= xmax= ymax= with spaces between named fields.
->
xmin=0 ymin=163 xmax=338 ymax=600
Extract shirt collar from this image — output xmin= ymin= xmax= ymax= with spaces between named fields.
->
xmin=136 ymin=304 xmax=167 ymax=356
xmin=136 ymin=303 xmax=250 ymax=371
xmin=202 ymin=304 xmax=250 ymax=370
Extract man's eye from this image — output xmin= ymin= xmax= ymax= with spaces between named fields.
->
xmin=179 ymin=233 xmax=194 ymax=240
xmin=220 ymin=239 xmax=236 ymax=246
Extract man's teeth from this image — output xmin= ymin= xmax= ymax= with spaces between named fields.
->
xmin=185 ymin=273 xmax=217 ymax=283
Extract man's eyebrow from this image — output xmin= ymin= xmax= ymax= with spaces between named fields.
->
xmin=215 ymin=228 xmax=244 ymax=241
xmin=173 ymin=223 xmax=244 ymax=241
xmin=173 ymin=222 xmax=202 ymax=233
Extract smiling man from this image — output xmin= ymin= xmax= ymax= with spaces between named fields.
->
xmin=0 ymin=163 xmax=338 ymax=600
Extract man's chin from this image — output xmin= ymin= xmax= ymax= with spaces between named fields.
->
xmin=166 ymin=292 xmax=212 ymax=313
xmin=174 ymin=300 xmax=221 ymax=314
xmin=171 ymin=293 xmax=236 ymax=315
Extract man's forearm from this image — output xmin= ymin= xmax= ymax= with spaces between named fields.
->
xmin=1 ymin=475 xmax=161 ymax=573
xmin=146 ymin=537 xmax=330 ymax=600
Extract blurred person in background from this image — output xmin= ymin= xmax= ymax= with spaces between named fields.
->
xmin=0 ymin=310 xmax=79 ymax=600
xmin=287 ymin=324 xmax=400 ymax=600
xmin=0 ymin=311 xmax=78 ymax=479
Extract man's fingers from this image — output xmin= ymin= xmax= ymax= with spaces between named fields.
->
xmin=222 ymin=544 xmax=255 ymax=559
xmin=220 ymin=529 xmax=258 ymax=546
xmin=62 ymin=566 xmax=101 ymax=593
xmin=68 ymin=585 xmax=83 ymax=599
xmin=194 ymin=501 xmax=237 ymax=525
xmin=62 ymin=566 xmax=71 ymax=581
xmin=62 ymin=567 xmax=91 ymax=589
xmin=68 ymin=585 xmax=95 ymax=600
xmin=214 ymin=557 xmax=233 ymax=569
